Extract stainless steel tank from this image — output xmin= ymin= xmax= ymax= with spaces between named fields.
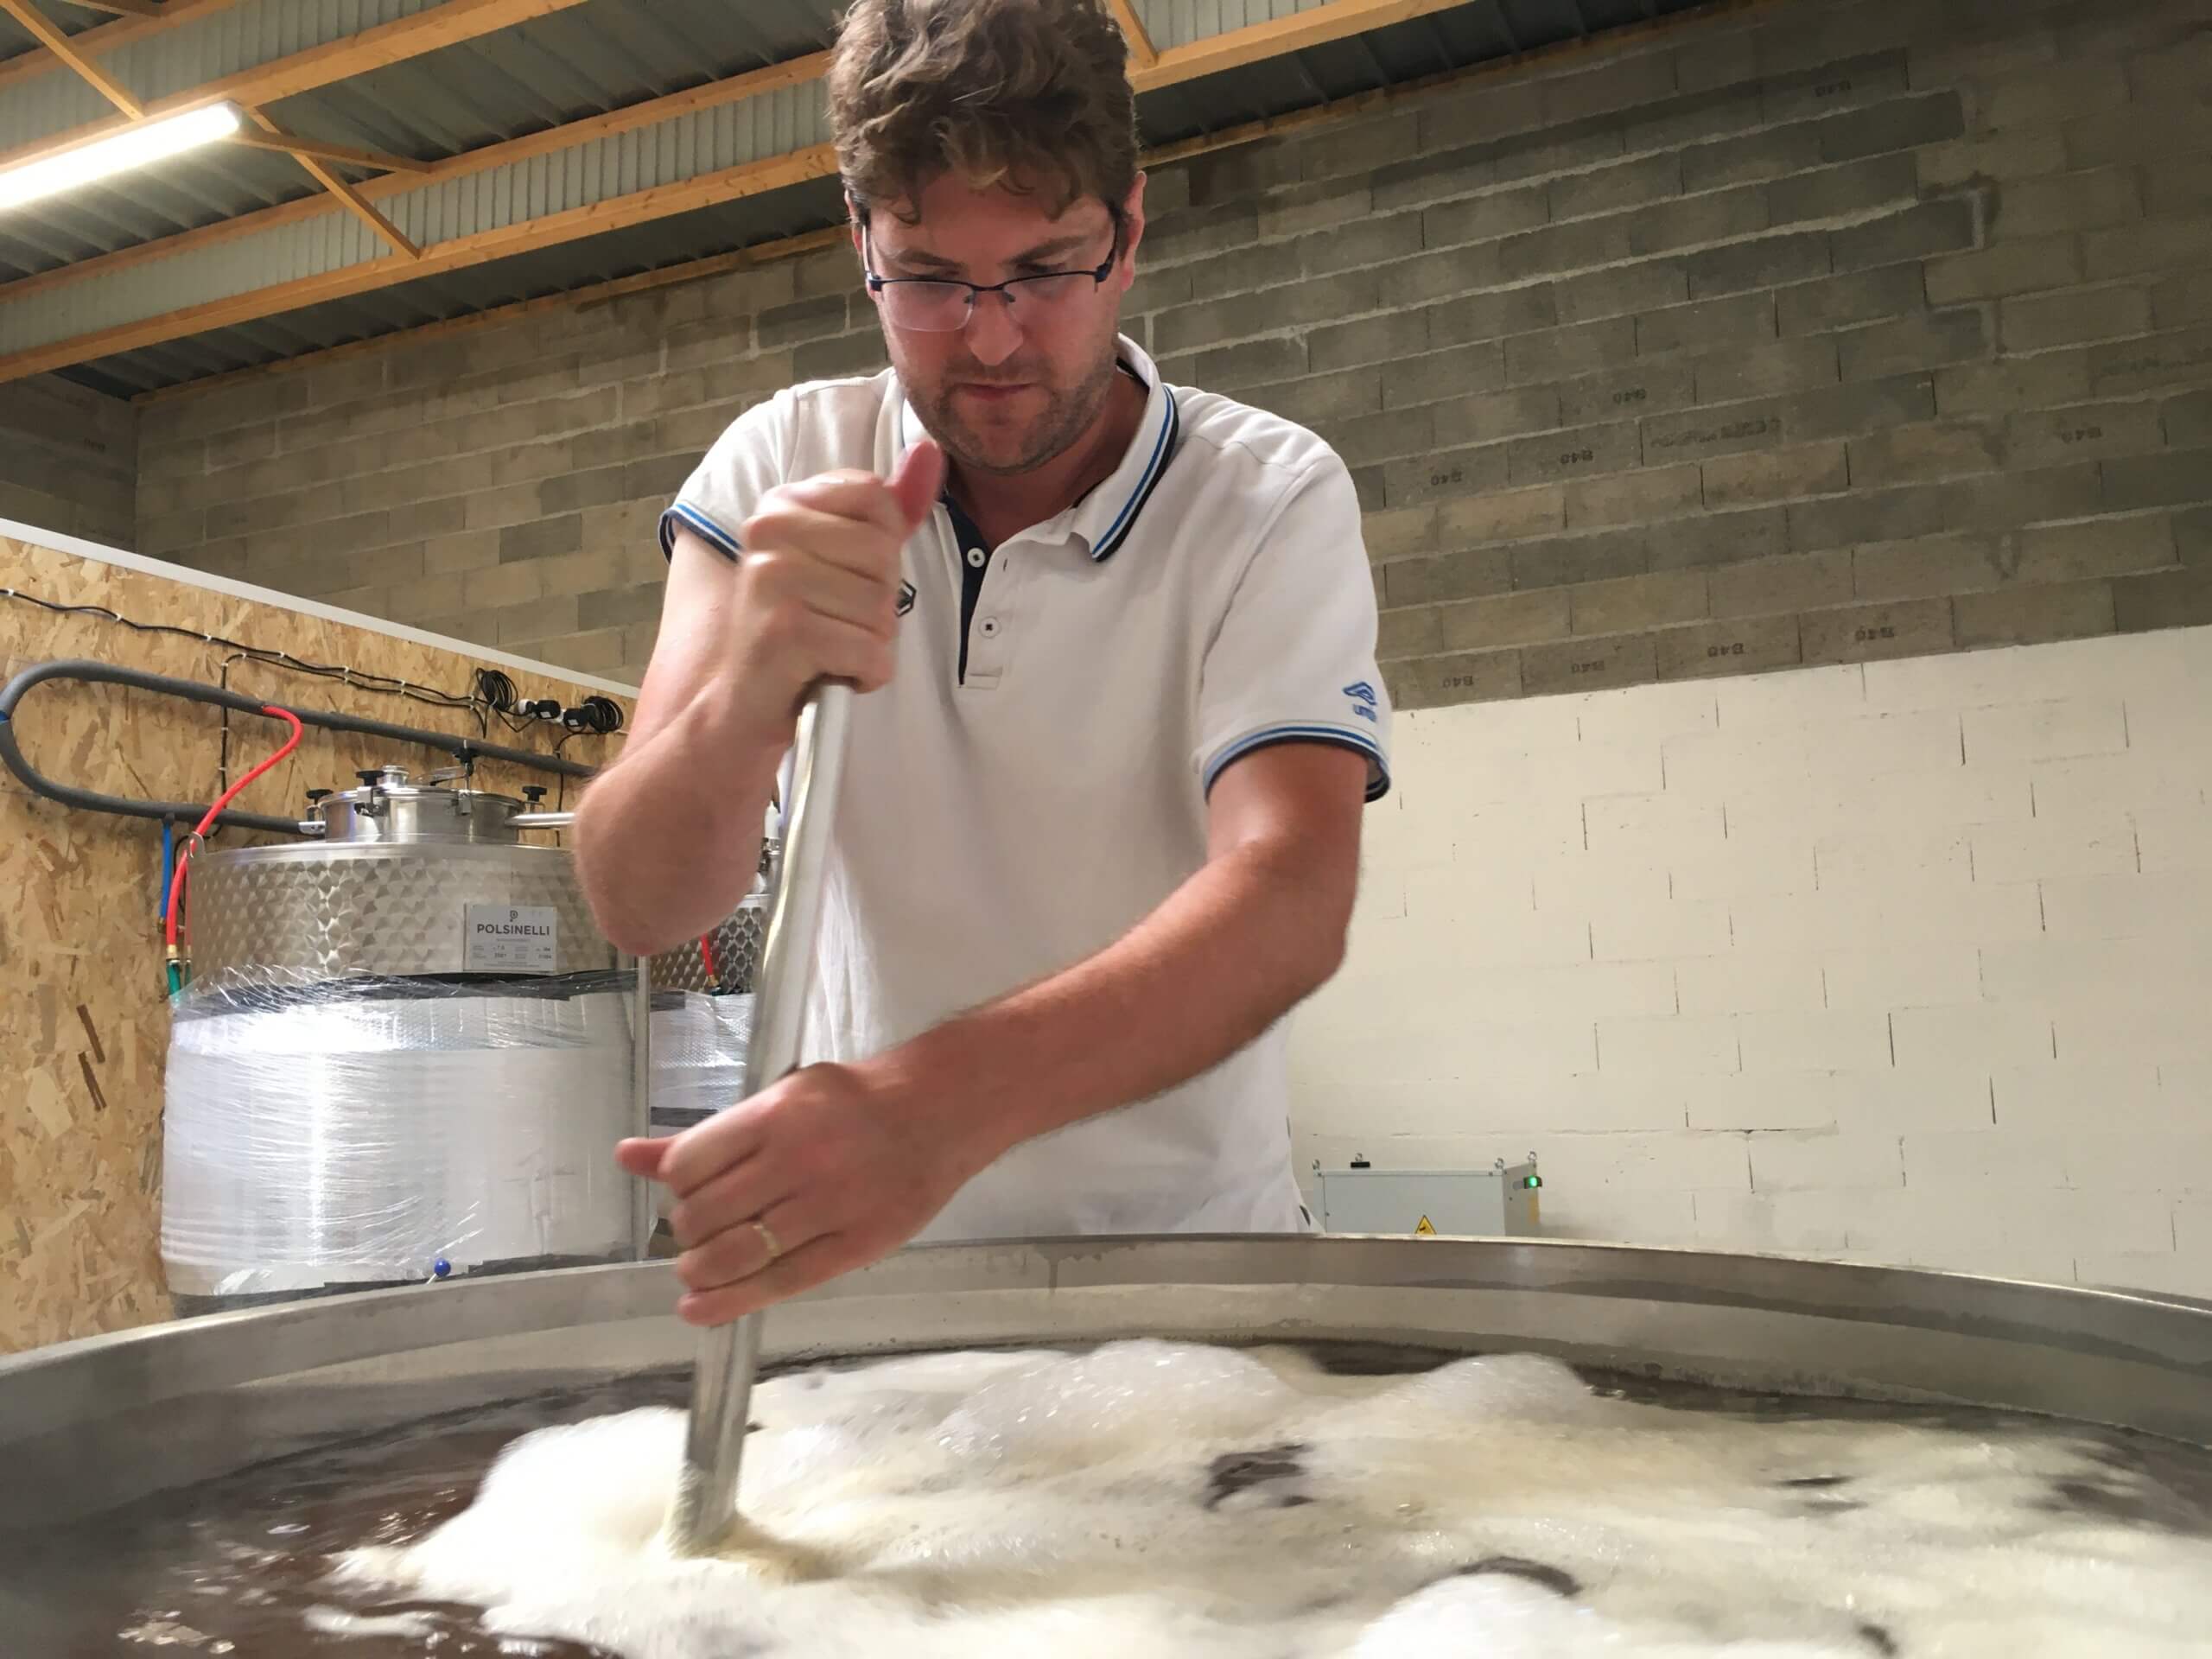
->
xmin=6 ymin=1238 xmax=2209 ymax=1529
xmin=160 ymin=976 xmax=642 ymax=1299
xmin=188 ymin=762 xmax=760 ymax=989
xmin=162 ymin=764 xmax=645 ymax=1309
xmin=188 ymin=764 xmax=615 ymax=987
xmin=3 ymin=1239 xmax=2209 ymax=1650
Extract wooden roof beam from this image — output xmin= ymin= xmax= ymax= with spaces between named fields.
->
xmin=0 ymin=3 xmax=239 ymax=96
xmin=0 ymin=48 xmax=832 ymax=305
xmin=223 ymin=126 xmax=432 ymax=175
xmin=59 ymin=0 xmax=166 ymax=16
xmin=1105 ymin=0 xmax=1158 ymax=67
xmin=239 ymin=105 xmax=420 ymax=258
xmin=1130 ymin=0 xmax=1471 ymax=87
xmin=0 ymin=0 xmax=1744 ymax=385
xmin=0 ymin=0 xmax=143 ymax=116
xmin=0 ymin=143 xmax=842 ymax=382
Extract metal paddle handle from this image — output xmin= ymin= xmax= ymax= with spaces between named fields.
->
xmin=669 ymin=679 xmax=855 ymax=1554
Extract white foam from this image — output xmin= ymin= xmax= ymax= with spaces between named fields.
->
xmin=335 ymin=1342 xmax=2212 ymax=1658
xmin=118 ymin=1617 xmax=237 ymax=1652
xmin=302 ymin=1607 xmax=440 ymax=1639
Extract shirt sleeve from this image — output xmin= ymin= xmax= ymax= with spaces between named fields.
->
xmin=1192 ymin=453 xmax=1394 ymax=804
xmin=657 ymin=391 xmax=794 ymax=562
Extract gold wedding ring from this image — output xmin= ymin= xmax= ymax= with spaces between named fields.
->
xmin=753 ymin=1218 xmax=782 ymax=1265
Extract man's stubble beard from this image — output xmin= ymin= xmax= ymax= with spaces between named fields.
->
xmin=907 ymin=334 xmax=1122 ymax=479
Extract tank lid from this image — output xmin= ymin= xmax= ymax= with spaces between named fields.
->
xmin=304 ymin=764 xmax=532 ymax=843
xmin=321 ymin=764 xmax=524 ymax=811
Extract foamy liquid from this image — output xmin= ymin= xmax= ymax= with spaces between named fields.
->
xmin=336 ymin=1341 xmax=2212 ymax=1658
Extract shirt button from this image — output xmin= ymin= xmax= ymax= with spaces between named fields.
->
xmin=980 ymin=617 xmax=1001 ymax=636
xmin=964 ymin=547 xmax=986 ymax=568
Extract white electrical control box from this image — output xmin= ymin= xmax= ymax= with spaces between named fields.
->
xmin=1313 ymin=1155 xmax=1542 ymax=1238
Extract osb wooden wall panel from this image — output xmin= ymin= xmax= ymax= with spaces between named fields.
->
xmin=0 ymin=535 xmax=630 ymax=1356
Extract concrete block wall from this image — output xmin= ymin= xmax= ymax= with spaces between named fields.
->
xmin=132 ymin=258 xmax=844 ymax=677
xmin=1133 ymin=0 xmax=2212 ymax=711
xmin=1 ymin=373 xmax=136 ymax=550
xmin=1294 ymin=623 xmax=2212 ymax=1295
xmin=137 ymin=0 xmax=2212 ymax=695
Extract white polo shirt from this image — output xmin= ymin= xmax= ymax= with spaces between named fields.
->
xmin=660 ymin=334 xmax=1391 ymax=1242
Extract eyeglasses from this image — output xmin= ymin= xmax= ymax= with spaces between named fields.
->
xmin=861 ymin=219 xmax=1122 ymax=333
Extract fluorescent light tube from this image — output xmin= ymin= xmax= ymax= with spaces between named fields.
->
xmin=0 ymin=103 xmax=244 ymax=212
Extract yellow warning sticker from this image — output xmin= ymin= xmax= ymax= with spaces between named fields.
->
xmin=1414 ymin=1215 xmax=1437 ymax=1236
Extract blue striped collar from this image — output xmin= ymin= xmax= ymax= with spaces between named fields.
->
xmin=895 ymin=334 xmax=1180 ymax=564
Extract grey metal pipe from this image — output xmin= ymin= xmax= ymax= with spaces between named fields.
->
xmin=669 ymin=682 xmax=854 ymax=1554
xmin=633 ymin=951 xmax=655 ymax=1262
xmin=0 ymin=658 xmax=596 ymax=836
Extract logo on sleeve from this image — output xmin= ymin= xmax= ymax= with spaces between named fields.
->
xmin=1344 ymin=681 xmax=1379 ymax=722
xmin=895 ymin=580 xmax=917 ymax=618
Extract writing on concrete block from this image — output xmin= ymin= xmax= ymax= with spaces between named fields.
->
xmin=1649 ymin=415 xmax=1779 ymax=454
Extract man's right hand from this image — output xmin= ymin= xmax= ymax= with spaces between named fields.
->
xmin=721 ymin=438 xmax=946 ymax=749
xmin=569 ymin=438 xmax=944 ymax=957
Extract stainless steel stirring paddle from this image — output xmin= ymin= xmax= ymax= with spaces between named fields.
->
xmin=669 ymin=680 xmax=855 ymax=1554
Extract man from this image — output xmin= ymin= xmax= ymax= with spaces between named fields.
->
xmin=575 ymin=0 xmax=1392 ymax=1328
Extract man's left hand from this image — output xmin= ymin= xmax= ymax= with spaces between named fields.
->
xmin=614 ymin=1060 xmax=978 ymax=1325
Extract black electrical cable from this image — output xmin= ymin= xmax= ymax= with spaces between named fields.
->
xmin=0 ymin=585 xmax=490 ymax=716
xmin=2 ymin=584 xmax=625 ymax=838
xmin=3 ymin=581 xmax=628 ymax=755
xmin=563 ymin=695 xmax=625 ymax=735
xmin=474 ymin=668 xmax=541 ymax=737
xmin=0 ymin=659 xmax=600 ymax=835
xmin=474 ymin=668 xmax=517 ymax=712
xmin=218 ymin=653 xmax=240 ymax=799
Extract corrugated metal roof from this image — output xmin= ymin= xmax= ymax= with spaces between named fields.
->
xmin=280 ymin=0 xmax=841 ymax=156
xmin=0 ymin=0 xmax=1713 ymax=397
xmin=1 ymin=147 xmax=315 ymax=281
xmin=0 ymin=0 xmax=845 ymax=286
xmin=0 ymin=1 xmax=118 ymax=55
xmin=0 ymin=0 xmax=464 ymax=156
xmin=79 ymin=171 xmax=851 ymax=392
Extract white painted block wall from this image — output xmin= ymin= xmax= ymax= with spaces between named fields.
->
xmin=1292 ymin=626 xmax=2212 ymax=1298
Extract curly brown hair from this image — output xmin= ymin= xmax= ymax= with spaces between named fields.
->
xmin=827 ymin=0 xmax=1140 ymax=222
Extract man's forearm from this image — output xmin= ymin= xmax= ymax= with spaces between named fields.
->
xmin=872 ymin=836 xmax=1351 ymax=1172
xmin=573 ymin=675 xmax=782 ymax=957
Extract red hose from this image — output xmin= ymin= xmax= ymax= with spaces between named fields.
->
xmin=165 ymin=705 xmax=306 ymax=960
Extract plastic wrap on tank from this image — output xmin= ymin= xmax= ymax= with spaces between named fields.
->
xmin=160 ymin=971 xmax=640 ymax=1300
xmin=649 ymin=989 xmax=754 ymax=1135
